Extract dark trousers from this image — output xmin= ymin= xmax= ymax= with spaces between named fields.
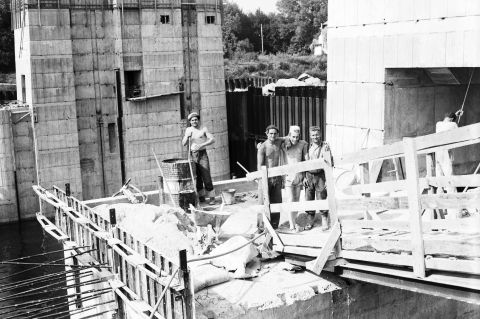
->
xmin=258 ymin=177 xmax=282 ymax=229
xmin=191 ymin=150 xmax=214 ymax=194
xmin=305 ymin=170 xmax=328 ymax=217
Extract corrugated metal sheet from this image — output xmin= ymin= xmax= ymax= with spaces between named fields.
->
xmin=226 ymin=86 xmax=327 ymax=177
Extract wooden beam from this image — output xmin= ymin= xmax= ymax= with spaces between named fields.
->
xmin=415 ymin=122 xmax=480 ymax=152
xmin=270 ymin=199 xmax=329 ymax=213
xmin=341 ymin=220 xmax=410 ymax=231
xmin=425 ymin=257 xmax=480 ymax=275
xmin=421 ymin=192 xmax=480 ymax=209
xmin=247 ymin=158 xmax=328 ymax=179
xmin=403 ymin=138 xmax=426 ymax=278
xmin=336 ymin=141 xmax=404 ymax=166
xmin=307 ymin=222 xmax=341 ymax=274
xmin=422 ymin=174 xmax=480 ymax=188
xmin=343 ymin=180 xmax=407 ymax=195
xmin=338 ymin=196 xmax=409 ymax=210
xmin=338 ymin=250 xmax=413 ymax=266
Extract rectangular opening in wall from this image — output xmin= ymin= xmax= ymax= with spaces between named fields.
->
xmin=206 ymin=15 xmax=215 ymax=24
xmin=21 ymin=75 xmax=26 ymax=103
xmin=384 ymin=67 xmax=480 ymax=178
xmin=108 ymin=123 xmax=117 ymax=153
xmin=124 ymin=70 xmax=143 ymax=99
xmin=160 ymin=15 xmax=170 ymax=24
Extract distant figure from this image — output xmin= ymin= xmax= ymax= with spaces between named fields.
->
xmin=435 ymin=111 xmax=463 ymax=218
xmin=182 ymin=112 xmax=216 ymax=205
xmin=256 ymin=124 xmax=284 ymax=229
xmin=297 ymin=126 xmax=333 ymax=231
xmin=283 ymin=126 xmax=308 ymax=231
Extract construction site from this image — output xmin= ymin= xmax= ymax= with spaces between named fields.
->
xmin=0 ymin=0 xmax=480 ymax=318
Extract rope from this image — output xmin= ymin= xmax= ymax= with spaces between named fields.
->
xmin=457 ymin=68 xmax=475 ymax=124
xmin=0 ymin=246 xmax=89 ymax=263
xmin=188 ymin=231 xmax=267 ymax=263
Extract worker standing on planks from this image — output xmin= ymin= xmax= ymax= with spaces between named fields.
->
xmin=182 ymin=112 xmax=216 ymax=205
xmin=283 ymin=125 xmax=309 ymax=232
xmin=435 ymin=110 xmax=463 ymax=218
xmin=297 ymin=126 xmax=334 ymax=231
xmin=256 ymin=124 xmax=284 ymax=229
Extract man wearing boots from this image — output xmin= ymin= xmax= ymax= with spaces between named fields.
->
xmin=182 ymin=112 xmax=216 ymax=205
xmin=297 ymin=126 xmax=333 ymax=231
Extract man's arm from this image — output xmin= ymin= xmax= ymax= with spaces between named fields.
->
xmin=182 ymin=127 xmax=192 ymax=146
xmin=257 ymin=143 xmax=265 ymax=171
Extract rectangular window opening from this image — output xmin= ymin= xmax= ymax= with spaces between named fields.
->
xmin=108 ymin=123 xmax=117 ymax=153
xmin=206 ymin=15 xmax=215 ymax=24
xmin=124 ymin=70 xmax=143 ymax=99
xmin=21 ymin=75 xmax=26 ymax=103
xmin=160 ymin=15 xmax=170 ymax=24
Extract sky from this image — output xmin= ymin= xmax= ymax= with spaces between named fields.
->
xmin=229 ymin=0 xmax=279 ymax=14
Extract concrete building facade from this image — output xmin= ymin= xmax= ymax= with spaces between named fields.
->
xmin=5 ymin=0 xmax=228 ymax=222
xmin=327 ymin=0 xmax=480 ymax=176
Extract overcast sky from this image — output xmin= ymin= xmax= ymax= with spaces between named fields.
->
xmin=229 ymin=0 xmax=278 ymax=14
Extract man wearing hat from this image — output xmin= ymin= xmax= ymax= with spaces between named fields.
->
xmin=182 ymin=112 xmax=216 ymax=205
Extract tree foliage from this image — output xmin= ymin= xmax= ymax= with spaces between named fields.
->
xmin=0 ymin=0 xmax=14 ymax=73
xmin=222 ymin=0 xmax=327 ymax=57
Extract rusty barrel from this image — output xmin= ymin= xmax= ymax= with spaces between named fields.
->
xmin=160 ymin=158 xmax=196 ymax=212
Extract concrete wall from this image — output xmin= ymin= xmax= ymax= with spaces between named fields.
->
xmin=0 ymin=110 xmax=18 ymax=223
xmin=326 ymin=0 xmax=480 ymax=159
xmin=12 ymin=1 xmax=229 ymax=214
xmin=11 ymin=110 xmax=39 ymax=219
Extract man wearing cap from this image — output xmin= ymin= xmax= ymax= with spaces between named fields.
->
xmin=284 ymin=125 xmax=308 ymax=232
xmin=182 ymin=112 xmax=216 ymax=205
xmin=297 ymin=126 xmax=333 ymax=231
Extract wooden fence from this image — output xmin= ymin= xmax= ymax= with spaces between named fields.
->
xmin=248 ymin=122 xmax=480 ymax=279
xmin=36 ymin=186 xmax=194 ymax=319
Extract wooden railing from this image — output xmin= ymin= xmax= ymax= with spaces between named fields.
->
xmin=51 ymin=186 xmax=193 ymax=319
xmin=247 ymin=122 xmax=480 ymax=278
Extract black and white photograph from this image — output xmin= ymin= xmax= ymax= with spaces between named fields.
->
xmin=0 ymin=0 xmax=479 ymax=318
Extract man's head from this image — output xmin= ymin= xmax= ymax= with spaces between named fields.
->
xmin=188 ymin=112 xmax=200 ymax=127
xmin=444 ymin=112 xmax=457 ymax=122
xmin=309 ymin=126 xmax=321 ymax=144
xmin=265 ymin=124 xmax=279 ymax=142
xmin=288 ymin=125 xmax=301 ymax=145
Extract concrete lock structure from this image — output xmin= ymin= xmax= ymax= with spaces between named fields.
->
xmin=326 ymin=0 xmax=480 ymax=177
xmin=7 ymin=0 xmax=229 ymax=222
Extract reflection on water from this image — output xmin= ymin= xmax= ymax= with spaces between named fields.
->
xmin=0 ymin=220 xmax=69 ymax=317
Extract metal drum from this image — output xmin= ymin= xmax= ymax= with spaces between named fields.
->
xmin=160 ymin=158 xmax=196 ymax=209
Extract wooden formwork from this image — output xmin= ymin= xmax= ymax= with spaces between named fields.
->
xmin=34 ymin=185 xmax=195 ymax=319
xmin=248 ymin=122 xmax=480 ymax=284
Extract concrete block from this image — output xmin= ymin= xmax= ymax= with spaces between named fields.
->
xmin=383 ymin=35 xmax=397 ymax=67
xmin=343 ymin=83 xmax=356 ymax=127
xmin=368 ymin=84 xmax=384 ymax=131
xmin=446 ymin=31 xmax=465 ymax=66
xmin=430 ymin=0 xmax=448 ymax=19
xmin=463 ymin=30 xmax=480 ymax=66
xmin=397 ymin=34 xmax=413 ymax=67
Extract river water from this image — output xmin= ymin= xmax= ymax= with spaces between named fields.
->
xmin=0 ymin=220 xmax=69 ymax=318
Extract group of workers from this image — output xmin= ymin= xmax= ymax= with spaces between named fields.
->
xmin=182 ymin=110 xmax=333 ymax=233
xmin=181 ymin=109 xmax=465 ymax=233
xmin=255 ymin=124 xmax=333 ymax=232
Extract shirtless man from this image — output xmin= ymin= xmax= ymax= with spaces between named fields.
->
xmin=284 ymin=126 xmax=308 ymax=231
xmin=182 ymin=112 xmax=216 ymax=205
xmin=256 ymin=124 xmax=284 ymax=229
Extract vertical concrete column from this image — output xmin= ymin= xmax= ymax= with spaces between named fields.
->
xmin=0 ymin=110 xmax=19 ymax=223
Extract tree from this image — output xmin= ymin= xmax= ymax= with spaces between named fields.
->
xmin=277 ymin=0 xmax=328 ymax=54
xmin=0 ymin=0 xmax=14 ymax=73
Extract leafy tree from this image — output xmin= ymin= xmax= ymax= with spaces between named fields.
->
xmin=277 ymin=0 xmax=328 ymax=54
xmin=0 ymin=0 xmax=14 ymax=73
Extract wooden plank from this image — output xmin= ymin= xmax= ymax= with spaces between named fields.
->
xmin=425 ymin=217 xmax=480 ymax=233
xmin=422 ymin=174 xmax=480 ymax=188
xmin=247 ymin=158 xmax=328 ymax=179
xmin=403 ymin=138 xmax=426 ymax=278
xmin=415 ymin=122 xmax=480 ymax=152
xmin=275 ymin=245 xmax=321 ymax=257
xmin=270 ymin=199 xmax=329 ymax=213
xmin=344 ymin=180 xmax=407 ymax=195
xmin=339 ymin=250 xmax=413 ymax=266
xmin=421 ymin=192 xmax=480 ymax=209
xmin=417 ymin=137 xmax=480 ymax=156
xmin=341 ymin=220 xmax=410 ymax=231
xmin=307 ymin=222 xmax=341 ymax=274
xmin=261 ymin=166 xmax=270 ymax=221
xmin=425 ymin=257 xmax=480 ymax=275
xmin=211 ymin=177 xmax=257 ymax=194
xmin=338 ymin=196 xmax=409 ymax=210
